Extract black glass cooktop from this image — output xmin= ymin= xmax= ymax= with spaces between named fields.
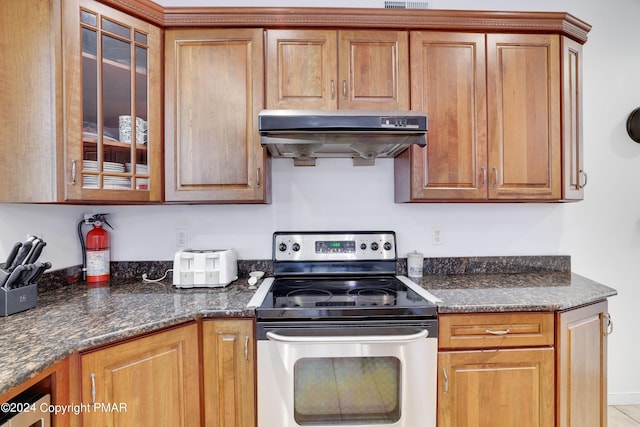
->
xmin=256 ymin=276 xmax=437 ymax=320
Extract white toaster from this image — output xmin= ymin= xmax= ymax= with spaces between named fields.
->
xmin=173 ymin=249 xmax=238 ymax=288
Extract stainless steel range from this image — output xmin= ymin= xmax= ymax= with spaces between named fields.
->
xmin=248 ymin=231 xmax=439 ymax=427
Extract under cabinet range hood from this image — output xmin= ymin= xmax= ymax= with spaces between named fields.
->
xmin=258 ymin=110 xmax=427 ymax=166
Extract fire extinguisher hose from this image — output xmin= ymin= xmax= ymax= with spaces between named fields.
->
xmin=77 ymin=218 xmax=87 ymax=281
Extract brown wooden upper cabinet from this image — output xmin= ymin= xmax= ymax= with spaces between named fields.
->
xmin=395 ymin=32 xmax=584 ymax=202
xmin=265 ymin=29 xmax=409 ymax=111
xmin=66 ymin=0 xmax=163 ymax=202
xmin=164 ymin=28 xmax=270 ymax=203
xmin=0 ymin=0 xmax=162 ymax=203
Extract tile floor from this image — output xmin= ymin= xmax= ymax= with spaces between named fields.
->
xmin=610 ymin=406 xmax=640 ymax=426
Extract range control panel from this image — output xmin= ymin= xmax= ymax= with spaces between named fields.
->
xmin=273 ymin=231 xmax=396 ymax=262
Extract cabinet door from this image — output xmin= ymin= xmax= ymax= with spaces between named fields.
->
xmin=165 ymin=28 xmax=269 ymax=203
xmin=0 ymin=0 xmax=62 ymax=203
xmin=561 ymin=36 xmax=585 ymax=201
xmin=486 ymin=34 xmax=561 ymax=200
xmin=338 ymin=30 xmax=409 ymax=110
xmin=203 ymin=319 xmax=255 ymax=427
xmin=438 ymin=348 xmax=555 ymax=427
xmin=395 ymin=32 xmax=487 ymax=202
xmin=556 ymin=301 xmax=609 ymax=427
xmin=266 ymin=29 xmax=337 ymax=110
xmin=79 ymin=324 xmax=200 ymax=427
xmin=64 ymin=0 xmax=162 ymax=202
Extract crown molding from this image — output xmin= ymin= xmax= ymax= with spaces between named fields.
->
xmin=99 ymin=1 xmax=592 ymax=44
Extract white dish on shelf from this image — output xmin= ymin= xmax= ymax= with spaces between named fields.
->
xmin=82 ymin=174 xmax=99 ymax=189
xmin=124 ymin=163 xmax=149 ymax=174
xmin=104 ymin=177 xmax=131 ymax=184
xmin=82 ymin=160 xmax=98 ymax=171
xmin=103 ymin=161 xmax=125 ymax=172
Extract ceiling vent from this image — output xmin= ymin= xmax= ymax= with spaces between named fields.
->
xmin=384 ymin=1 xmax=429 ymax=8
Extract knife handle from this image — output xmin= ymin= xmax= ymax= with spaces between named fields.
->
xmin=9 ymin=240 xmax=33 ymax=270
xmin=4 ymin=264 xmax=26 ymax=289
xmin=3 ymin=242 xmax=22 ymax=269
xmin=25 ymin=241 xmax=46 ymax=265
xmin=28 ymin=262 xmax=50 ymax=285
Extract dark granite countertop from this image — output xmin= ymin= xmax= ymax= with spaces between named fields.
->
xmin=0 ymin=269 xmax=617 ymax=398
xmin=0 ymin=277 xmax=257 ymax=397
xmin=412 ymin=272 xmax=617 ymax=313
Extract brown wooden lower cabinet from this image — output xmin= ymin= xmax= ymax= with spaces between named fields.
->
xmin=438 ymin=312 xmax=556 ymax=427
xmin=75 ymin=323 xmax=201 ymax=427
xmin=438 ymin=348 xmax=555 ymax=427
xmin=556 ymin=301 xmax=609 ymax=427
xmin=2 ymin=304 xmax=608 ymax=427
xmin=438 ymin=303 xmax=609 ymax=427
xmin=202 ymin=319 xmax=256 ymax=427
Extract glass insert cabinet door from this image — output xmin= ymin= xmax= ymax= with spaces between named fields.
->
xmin=65 ymin=0 xmax=161 ymax=201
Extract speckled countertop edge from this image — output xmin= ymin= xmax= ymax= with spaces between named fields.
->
xmin=412 ymin=272 xmax=618 ymax=313
xmin=0 ymin=259 xmax=618 ymax=398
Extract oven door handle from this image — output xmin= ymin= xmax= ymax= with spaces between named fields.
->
xmin=265 ymin=329 xmax=429 ymax=344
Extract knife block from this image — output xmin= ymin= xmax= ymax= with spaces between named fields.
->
xmin=1 ymin=283 xmax=37 ymax=316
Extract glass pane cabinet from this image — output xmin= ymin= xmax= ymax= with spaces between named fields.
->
xmin=65 ymin=0 xmax=161 ymax=202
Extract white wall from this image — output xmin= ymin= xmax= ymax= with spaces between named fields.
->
xmin=2 ymin=0 xmax=639 ymax=405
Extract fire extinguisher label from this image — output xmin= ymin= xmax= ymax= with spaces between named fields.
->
xmin=87 ymin=250 xmax=110 ymax=276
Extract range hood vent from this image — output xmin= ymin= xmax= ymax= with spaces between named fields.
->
xmin=258 ymin=110 xmax=427 ymax=166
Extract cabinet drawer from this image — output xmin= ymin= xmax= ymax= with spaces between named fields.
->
xmin=438 ymin=312 xmax=554 ymax=350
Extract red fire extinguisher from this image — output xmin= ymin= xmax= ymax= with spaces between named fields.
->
xmin=78 ymin=214 xmax=113 ymax=283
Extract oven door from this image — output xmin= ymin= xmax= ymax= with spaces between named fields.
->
xmin=257 ymin=323 xmax=437 ymax=427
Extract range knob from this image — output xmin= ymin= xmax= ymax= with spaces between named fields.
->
xmin=383 ymin=242 xmax=392 ymax=251
xmin=370 ymin=242 xmax=379 ymax=251
xmin=292 ymin=242 xmax=301 ymax=252
xmin=360 ymin=243 xmax=367 ymax=250
xmin=278 ymin=242 xmax=287 ymax=252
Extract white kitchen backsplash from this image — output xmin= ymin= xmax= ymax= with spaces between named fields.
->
xmin=0 ymin=158 xmax=564 ymax=268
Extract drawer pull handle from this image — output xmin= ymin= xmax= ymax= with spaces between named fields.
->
xmin=484 ymin=328 xmax=511 ymax=336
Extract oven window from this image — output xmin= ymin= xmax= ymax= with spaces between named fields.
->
xmin=294 ymin=357 xmax=401 ymax=425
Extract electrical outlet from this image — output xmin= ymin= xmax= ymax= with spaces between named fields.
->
xmin=176 ymin=228 xmax=188 ymax=248
xmin=432 ymin=226 xmax=444 ymax=245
